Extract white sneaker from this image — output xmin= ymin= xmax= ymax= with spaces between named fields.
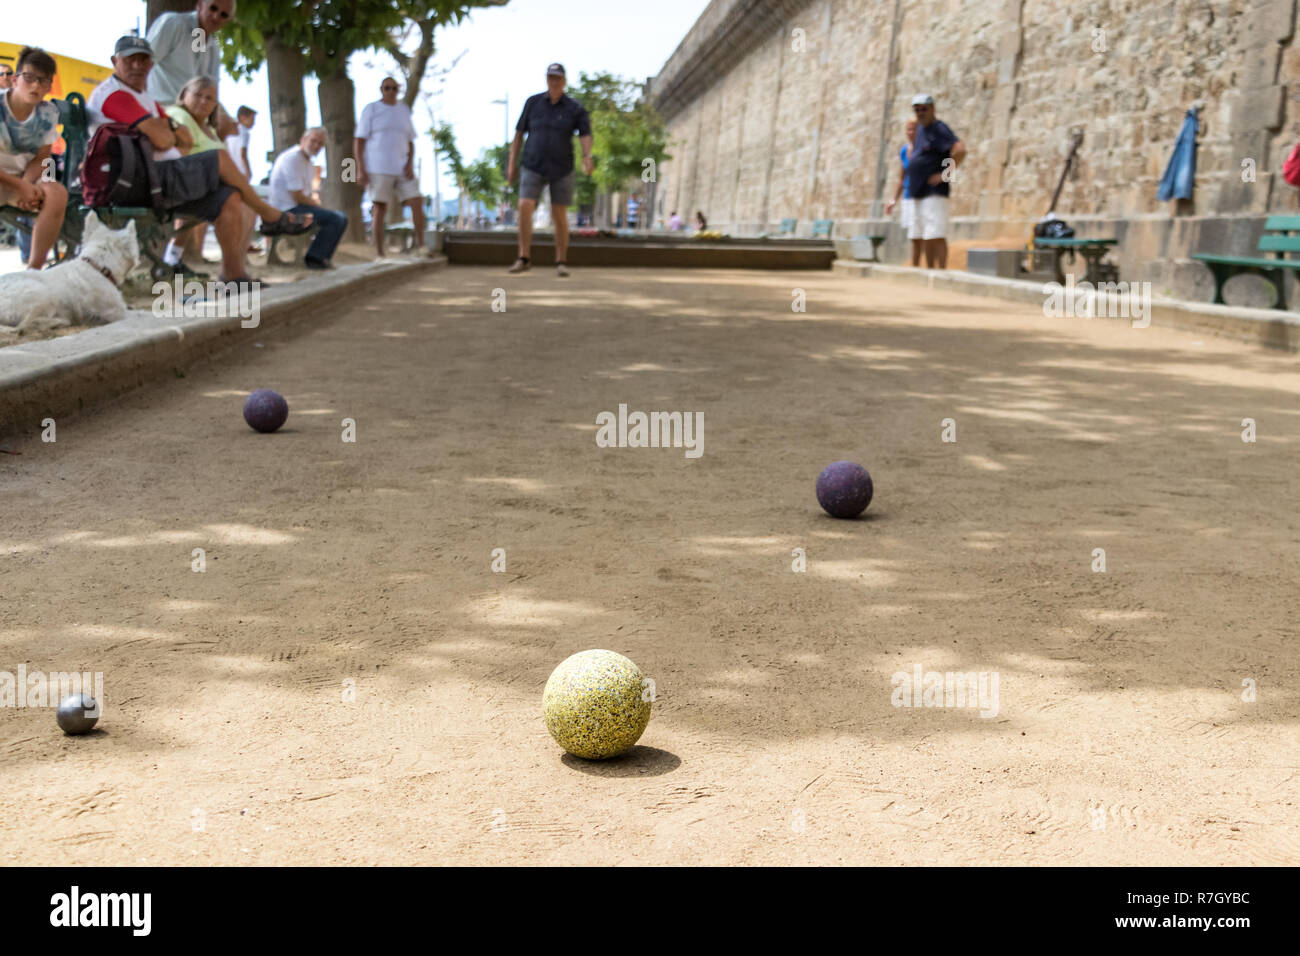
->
xmin=508 ymin=257 xmax=530 ymax=274
xmin=556 ymin=262 xmax=570 ymax=277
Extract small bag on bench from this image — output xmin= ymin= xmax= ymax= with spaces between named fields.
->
xmin=81 ymin=118 xmax=165 ymax=214
xmin=1284 ymin=143 xmax=1300 ymax=189
xmin=1034 ymin=218 xmax=1075 ymax=239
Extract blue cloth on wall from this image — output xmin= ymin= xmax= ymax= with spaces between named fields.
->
xmin=1157 ymin=107 xmax=1199 ymax=202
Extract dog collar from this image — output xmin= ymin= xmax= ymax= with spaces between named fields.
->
xmin=82 ymin=257 xmax=117 ymax=286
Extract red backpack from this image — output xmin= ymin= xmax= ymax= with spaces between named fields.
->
xmin=1284 ymin=143 xmax=1300 ymax=188
xmin=80 ymin=120 xmax=165 ymax=212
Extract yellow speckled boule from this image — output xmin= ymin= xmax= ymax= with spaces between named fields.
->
xmin=543 ymin=649 xmax=652 ymax=759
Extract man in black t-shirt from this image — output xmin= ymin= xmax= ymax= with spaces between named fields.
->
xmin=506 ymin=63 xmax=594 ymax=277
xmin=903 ymin=94 xmax=967 ymax=269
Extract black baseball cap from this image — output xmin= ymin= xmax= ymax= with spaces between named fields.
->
xmin=546 ymin=63 xmax=566 ymax=77
xmin=114 ymin=35 xmax=153 ymax=58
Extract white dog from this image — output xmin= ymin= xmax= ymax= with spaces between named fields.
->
xmin=0 ymin=216 xmax=139 ymax=335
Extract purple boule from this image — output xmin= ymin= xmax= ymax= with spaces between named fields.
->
xmin=816 ymin=460 xmax=874 ymax=518
xmin=243 ymin=389 xmax=289 ymax=433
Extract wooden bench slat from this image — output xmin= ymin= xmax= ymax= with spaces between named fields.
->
xmin=1034 ymin=238 xmax=1119 ymax=247
xmin=1258 ymin=235 xmax=1300 ymax=253
xmin=1263 ymin=215 xmax=1300 ymax=233
xmin=1191 ymin=252 xmax=1300 ymax=269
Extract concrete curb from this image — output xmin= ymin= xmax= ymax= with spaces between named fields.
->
xmin=0 ymin=256 xmax=446 ymax=438
xmin=832 ymin=260 xmax=1300 ymax=352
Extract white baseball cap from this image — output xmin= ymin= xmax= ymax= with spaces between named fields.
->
xmin=911 ymin=93 xmax=934 ymax=106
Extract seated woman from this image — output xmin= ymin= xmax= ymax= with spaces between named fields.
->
xmin=166 ymin=76 xmax=308 ymax=278
xmin=0 ymin=47 xmax=68 ymax=269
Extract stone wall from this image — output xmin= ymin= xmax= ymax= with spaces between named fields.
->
xmin=648 ymin=0 xmax=1300 ymax=297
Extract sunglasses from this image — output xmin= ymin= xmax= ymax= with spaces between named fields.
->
xmin=0 ymin=70 xmax=12 ymax=78
xmin=16 ymin=72 xmax=53 ymax=89
xmin=381 ymin=85 xmax=398 ymax=92
xmin=207 ymin=3 xmax=230 ymax=19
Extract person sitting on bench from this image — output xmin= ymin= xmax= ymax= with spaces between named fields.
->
xmin=87 ymin=36 xmax=311 ymax=283
xmin=0 ymin=46 xmax=68 ymax=269
xmin=165 ymin=75 xmax=262 ymax=277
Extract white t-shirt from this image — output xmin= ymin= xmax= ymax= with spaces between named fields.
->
xmin=225 ymin=125 xmax=250 ymax=177
xmin=0 ymin=91 xmax=60 ymax=177
xmin=87 ymin=73 xmax=181 ymax=161
xmin=268 ymin=145 xmax=317 ymax=210
xmin=356 ymin=100 xmax=415 ymax=177
xmin=146 ymin=11 xmax=220 ymax=106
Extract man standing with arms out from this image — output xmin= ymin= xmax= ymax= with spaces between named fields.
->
xmin=355 ymin=77 xmax=430 ymax=259
xmin=506 ymin=63 xmax=593 ymax=277
xmin=905 ymin=94 xmax=966 ymax=269
xmin=147 ymin=0 xmax=238 ymax=139
xmin=268 ymin=127 xmax=348 ymax=270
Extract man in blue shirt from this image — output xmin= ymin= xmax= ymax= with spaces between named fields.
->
xmin=903 ymin=94 xmax=966 ymax=269
xmin=506 ymin=63 xmax=594 ymax=277
xmin=884 ymin=118 xmax=921 ymax=266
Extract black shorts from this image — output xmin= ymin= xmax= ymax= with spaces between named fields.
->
xmin=157 ymin=151 xmax=236 ymax=221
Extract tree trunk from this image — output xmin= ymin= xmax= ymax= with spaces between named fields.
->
xmin=267 ymin=36 xmax=307 ymax=159
xmin=146 ymin=0 xmax=193 ymax=28
xmin=401 ymin=19 xmax=436 ymax=109
xmin=317 ymin=71 xmax=365 ymax=243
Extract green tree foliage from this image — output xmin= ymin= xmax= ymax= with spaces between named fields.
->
xmin=385 ymin=2 xmax=510 ymax=108
xmin=463 ymin=151 xmax=504 ymax=209
xmin=565 ymin=72 xmax=670 ymax=216
xmin=487 ymin=143 xmax=518 ymax=207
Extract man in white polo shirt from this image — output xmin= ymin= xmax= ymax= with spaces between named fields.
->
xmin=146 ymin=0 xmax=237 ymax=138
xmin=268 ymin=127 xmax=347 ymax=269
xmin=355 ymin=77 xmax=428 ymax=259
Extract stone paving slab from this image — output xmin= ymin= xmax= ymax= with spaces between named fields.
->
xmin=0 ymin=257 xmax=445 ymax=437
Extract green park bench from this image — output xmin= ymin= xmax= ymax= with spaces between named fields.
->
xmin=850 ymin=234 xmax=886 ymax=261
xmin=811 ymin=219 xmax=834 ymax=239
xmin=1191 ymin=215 xmax=1300 ymax=310
xmin=381 ymin=222 xmax=418 ymax=254
xmin=1032 ymin=237 xmax=1120 ymax=285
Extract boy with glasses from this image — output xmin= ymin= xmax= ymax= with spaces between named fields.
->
xmin=0 ymin=47 xmax=68 ymax=269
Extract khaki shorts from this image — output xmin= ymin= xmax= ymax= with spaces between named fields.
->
xmin=368 ymin=173 xmax=422 ymax=206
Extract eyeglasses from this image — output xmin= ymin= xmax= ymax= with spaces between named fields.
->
xmin=208 ymin=3 xmax=231 ymax=19
xmin=381 ymin=85 xmax=398 ymax=92
xmin=16 ymin=72 xmax=53 ymax=89
xmin=912 ymin=104 xmax=932 ymax=111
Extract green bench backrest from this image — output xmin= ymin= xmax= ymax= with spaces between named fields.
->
xmin=811 ymin=219 xmax=833 ymax=237
xmin=1263 ymin=215 xmax=1300 ymax=234
xmin=53 ymin=93 xmax=88 ymax=195
xmin=1259 ymin=234 xmax=1300 ymax=254
xmin=778 ymin=217 xmax=796 ymax=234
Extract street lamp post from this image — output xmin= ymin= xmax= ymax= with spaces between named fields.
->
xmin=491 ymin=95 xmax=509 ymax=226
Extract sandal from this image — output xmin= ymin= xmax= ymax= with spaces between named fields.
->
xmin=216 ymin=274 xmax=262 ymax=291
xmin=260 ymin=212 xmax=314 ymax=237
